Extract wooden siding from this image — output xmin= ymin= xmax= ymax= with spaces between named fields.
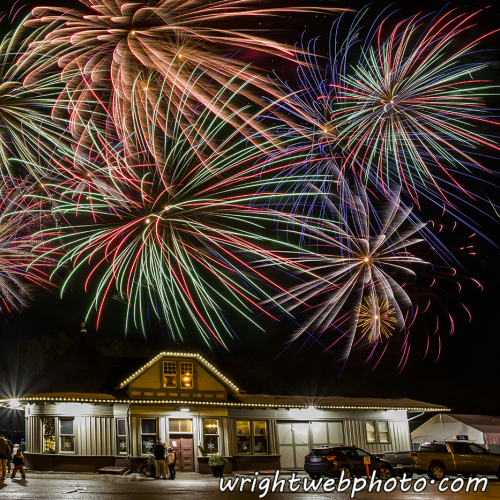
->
xmin=158 ymin=417 xmax=168 ymax=442
xmin=131 ymin=416 xmax=139 ymax=457
xmin=75 ymin=416 xmax=114 ymax=456
xmin=127 ymin=358 xmax=227 ymax=400
xmin=26 ymin=415 xmax=41 ymax=453
xmin=113 ymin=404 xmax=129 ymax=417
xmin=228 ymin=408 xmax=410 ymax=455
xmin=125 ymin=389 xmax=227 ymax=400
xmin=130 ymin=361 xmax=162 ymax=389
xmin=196 ymin=365 xmax=225 ymax=391
xmin=129 ymin=405 xmax=227 ymax=417
xmin=29 ymin=402 xmax=114 ymax=417
xmin=228 ymin=408 xmax=407 ymax=421
xmin=26 ymin=413 xmax=115 ymax=456
xmin=25 ymin=404 xmax=410 ymax=464
xmin=343 ymin=419 xmax=411 ymax=454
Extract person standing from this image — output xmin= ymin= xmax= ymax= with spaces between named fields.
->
xmin=153 ymin=440 xmax=167 ymax=480
xmin=19 ymin=439 xmax=25 ymax=453
xmin=11 ymin=449 xmax=26 ymax=480
xmin=167 ymin=447 xmax=176 ymax=480
xmin=5 ymin=437 xmax=13 ymax=474
xmin=0 ymin=435 xmax=10 ymax=480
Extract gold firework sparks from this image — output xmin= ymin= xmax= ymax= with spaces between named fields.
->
xmin=357 ymin=295 xmax=397 ymax=342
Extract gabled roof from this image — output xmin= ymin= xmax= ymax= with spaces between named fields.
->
xmin=118 ymin=351 xmax=239 ymax=392
xmin=17 ymin=340 xmax=447 ymax=412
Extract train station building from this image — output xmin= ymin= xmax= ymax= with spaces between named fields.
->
xmin=9 ymin=336 xmax=447 ymax=473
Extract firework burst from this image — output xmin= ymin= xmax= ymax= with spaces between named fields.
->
xmin=0 ymin=3 xmax=487 ymax=367
xmin=0 ymin=18 xmax=73 ymax=181
xmin=266 ymin=176 xmax=428 ymax=361
xmin=265 ymin=9 xmax=500 ymax=236
xmin=36 ymin=74 xmax=310 ymax=345
xmin=0 ymin=181 xmax=57 ymax=314
xmin=331 ymin=9 xmax=500 ymax=208
xmin=356 ymin=295 xmax=397 ymax=341
xmin=23 ymin=0 xmax=344 ymax=144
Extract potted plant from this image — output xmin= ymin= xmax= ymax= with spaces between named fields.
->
xmin=147 ymin=454 xmax=156 ymax=478
xmin=208 ymin=453 xmax=228 ymax=477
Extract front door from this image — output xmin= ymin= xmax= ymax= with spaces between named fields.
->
xmin=169 ymin=436 xmax=194 ymax=472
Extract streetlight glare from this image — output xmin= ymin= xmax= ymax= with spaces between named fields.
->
xmin=9 ymin=398 xmax=21 ymax=409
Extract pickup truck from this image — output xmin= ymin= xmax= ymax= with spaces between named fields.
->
xmin=383 ymin=441 xmax=500 ymax=480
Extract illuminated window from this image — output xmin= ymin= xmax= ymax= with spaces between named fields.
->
xmin=60 ymin=419 xmax=75 ymax=453
xmin=163 ymin=361 xmax=177 ymax=388
xmin=180 ymin=362 xmax=193 ymax=389
xmin=43 ymin=417 xmax=56 ymax=453
xmin=366 ymin=421 xmax=376 ymax=443
xmin=141 ymin=418 xmax=157 ymax=454
xmin=235 ymin=420 xmax=269 ymax=455
xmin=365 ymin=421 xmax=390 ymax=443
xmin=236 ymin=421 xmax=251 ymax=454
xmin=169 ymin=419 xmax=192 ymax=433
xmin=253 ymin=421 xmax=268 ymax=454
xmin=203 ymin=419 xmax=219 ymax=454
xmin=117 ymin=419 xmax=127 ymax=455
xmin=378 ymin=421 xmax=389 ymax=443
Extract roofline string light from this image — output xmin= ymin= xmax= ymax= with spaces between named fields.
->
xmin=0 ymin=397 xmax=449 ymax=412
xmin=118 ymin=352 xmax=240 ymax=391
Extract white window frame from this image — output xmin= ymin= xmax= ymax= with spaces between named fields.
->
xmin=180 ymin=362 xmax=194 ymax=389
xmin=59 ymin=418 xmax=75 ymax=454
xmin=163 ymin=361 xmax=177 ymax=388
xmin=253 ymin=420 xmax=269 ymax=455
xmin=42 ymin=417 xmax=56 ymax=454
xmin=202 ymin=418 xmax=220 ymax=454
xmin=140 ymin=418 xmax=157 ymax=455
xmin=235 ymin=420 xmax=269 ymax=455
xmin=365 ymin=420 xmax=390 ymax=444
xmin=117 ymin=418 xmax=127 ymax=455
xmin=168 ymin=418 xmax=192 ymax=434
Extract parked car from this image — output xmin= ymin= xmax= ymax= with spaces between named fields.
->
xmin=304 ymin=445 xmax=394 ymax=479
xmin=383 ymin=441 xmax=500 ymax=480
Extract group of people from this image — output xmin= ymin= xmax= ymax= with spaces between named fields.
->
xmin=2 ymin=434 xmax=180 ymax=482
xmin=0 ymin=435 xmax=26 ymax=480
xmin=153 ymin=441 xmax=177 ymax=480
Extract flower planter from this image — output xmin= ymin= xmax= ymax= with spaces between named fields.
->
xmin=211 ymin=465 xmax=225 ymax=477
xmin=208 ymin=453 xmax=229 ymax=477
xmin=149 ymin=464 xmax=156 ymax=478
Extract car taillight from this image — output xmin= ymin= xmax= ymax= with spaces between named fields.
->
xmin=305 ymin=456 xmax=309 ymax=462
xmin=411 ymin=452 xmax=419 ymax=462
xmin=325 ymin=455 xmax=337 ymax=461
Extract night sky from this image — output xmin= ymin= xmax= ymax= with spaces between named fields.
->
xmin=1 ymin=0 xmax=499 ymax=423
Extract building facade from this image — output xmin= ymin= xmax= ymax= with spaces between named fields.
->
xmin=11 ymin=349 xmax=447 ymax=473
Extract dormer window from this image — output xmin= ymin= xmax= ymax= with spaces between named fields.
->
xmin=163 ymin=361 xmax=177 ymax=388
xmin=180 ymin=362 xmax=193 ymax=388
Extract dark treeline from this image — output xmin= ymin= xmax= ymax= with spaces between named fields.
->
xmin=15 ymin=334 xmax=157 ymax=377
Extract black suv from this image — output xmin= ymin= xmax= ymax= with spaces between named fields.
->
xmin=304 ymin=446 xmax=394 ymax=479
